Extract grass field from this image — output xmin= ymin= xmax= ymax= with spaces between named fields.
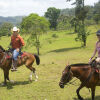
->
xmin=0 ymin=25 xmax=100 ymax=100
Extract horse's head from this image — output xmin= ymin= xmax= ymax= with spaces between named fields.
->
xmin=59 ymin=65 xmax=73 ymax=88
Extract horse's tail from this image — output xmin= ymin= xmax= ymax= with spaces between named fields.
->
xmin=34 ymin=54 xmax=40 ymax=65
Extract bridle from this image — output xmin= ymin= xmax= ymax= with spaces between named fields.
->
xmin=60 ymin=66 xmax=73 ymax=85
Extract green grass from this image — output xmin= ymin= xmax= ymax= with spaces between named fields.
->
xmin=0 ymin=24 xmax=100 ymax=100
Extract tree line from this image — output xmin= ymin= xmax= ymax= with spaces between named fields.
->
xmin=0 ymin=0 xmax=100 ymax=54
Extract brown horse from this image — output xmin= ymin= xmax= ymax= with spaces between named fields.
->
xmin=59 ymin=63 xmax=100 ymax=100
xmin=0 ymin=45 xmax=40 ymax=85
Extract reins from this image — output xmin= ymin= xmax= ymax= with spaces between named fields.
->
xmin=66 ymin=78 xmax=79 ymax=86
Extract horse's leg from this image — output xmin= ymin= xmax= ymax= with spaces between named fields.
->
xmin=91 ymin=87 xmax=96 ymax=100
xmin=32 ymin=67 xmax=38 ymax=81
xmin=76 ymin=84 xmax=84 ymax=100
xmin=2 ymin=70 xmax=8 ymax=85
xmin=6 ymin=69 xmax=15 ymax=84
xmin=26 ymin=65 xmax=38 ymax=81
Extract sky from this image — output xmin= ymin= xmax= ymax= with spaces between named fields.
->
xmin=0 ymin=0 xmax=99 ymax=17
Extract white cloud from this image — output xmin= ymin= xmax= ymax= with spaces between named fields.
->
xmin=0 ymin=0 xmax=99 ymax=17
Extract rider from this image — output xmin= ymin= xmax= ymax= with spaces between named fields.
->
xmin=10 ymin=26 xmax=25 ymax=71
xmin=89 ymin=30 xmax=100 ymax=65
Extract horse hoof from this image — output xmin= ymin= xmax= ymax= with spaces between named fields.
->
xmin=35 ymin=79 xmax=38 ymax=82
xmin=10 ymin=80 xmax=15 ymax=84
xmin=36 ymin=76 xmax=38 ymax=79
xmin=1 ymin=83 xmax=6 ymax=86
xmin=79 ymin=97 xmax=84 ymax=100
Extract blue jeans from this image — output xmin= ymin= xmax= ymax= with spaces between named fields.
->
xmin=13 ymin=49 xmax=19 ymax=60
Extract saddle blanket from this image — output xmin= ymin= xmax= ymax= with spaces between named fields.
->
xmin=6 ymin=52 xmax=27 ymax=59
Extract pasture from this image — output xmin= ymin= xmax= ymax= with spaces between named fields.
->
xmin=0 ymin=25 xmax=100 ymax=100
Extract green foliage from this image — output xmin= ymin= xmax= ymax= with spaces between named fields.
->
xmin=21 ymin=13 xmax=50 ymax=55
xmin=0 ymin=22 xmax=13 ymax=37
xmin=52 ymin=34 xmax=58 ymax=38
xmin=45 ymin=7 xmax=60 ymax=29
xmin=57 ymin=15 xmax=72 ymax=30
xmin=67 ymin=0 xmax=89 ymax=47
xmin=21 ymin=13 xmax=49 ymax=34
xmin=93 ymin=1 xmax=100 ymax=24
xmin=75 ymin=24 xmax=89 ymax=46
xmin=70 ymin=17 xmax=79 ymax=32
xmin=75 ymin=7 xmax=88 ymax=21
xmin=93 ymin=14 xmax=100 ymax=24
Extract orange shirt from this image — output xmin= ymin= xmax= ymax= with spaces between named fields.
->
xmin=11 ymin=35 xmax=25 ymax=49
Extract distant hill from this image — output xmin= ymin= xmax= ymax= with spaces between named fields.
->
xmin=0 ymin=16 xmax=24 ymax=25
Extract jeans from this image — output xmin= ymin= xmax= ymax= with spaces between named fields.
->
xmin=13 ymin=49 xmax=19 ymax=60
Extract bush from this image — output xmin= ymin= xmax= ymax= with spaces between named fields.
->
xmin=52 ymin=34 xmax=58 ymax=38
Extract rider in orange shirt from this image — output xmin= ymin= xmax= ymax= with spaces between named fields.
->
xmin=11 ymin=27 xmax=25 ymax=71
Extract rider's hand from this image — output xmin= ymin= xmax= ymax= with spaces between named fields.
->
xmin=89 ymin=58 xmax=92 ymax=64
xmin=16 ymin=48 xmax=19 ymax=52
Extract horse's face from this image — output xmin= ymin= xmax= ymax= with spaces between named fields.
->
xmin=59 ymin=66 xmax=73 ymax=88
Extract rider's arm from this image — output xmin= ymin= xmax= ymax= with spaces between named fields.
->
xmin=16 ymin=36 xmax=25 ymax=52
xmin=19 ymin=36 xmax=25 ymax=48
xmin=90 ymin=45 xmax=97 ymax=61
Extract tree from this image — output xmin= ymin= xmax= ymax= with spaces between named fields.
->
xmin=93 ymin=14 xmax=100 ymax=24
xmin=45 ymin=7 xmax=60 ymax=30
xmin=93 ymin=1 xmax=100 ymax=24
xmin=21 ymin=13 xmax=49 ymax=55
xmin=57 ymin=15 xmax=72 ymax=30
xmin=67 ymin=0 xmax=88 ymax=47
xmin=70 ymin=17 xmax=80 ymax=32
xmin=0 ymin=22 xmax=13 ymax=37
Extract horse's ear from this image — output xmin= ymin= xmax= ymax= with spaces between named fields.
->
xmin=67 ymin=61 xmax=70 ymax=66
xmin=68 ymin=66 xmax=71 ymax=70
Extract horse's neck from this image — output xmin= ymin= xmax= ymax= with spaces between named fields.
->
xmin=71 ymin=66 xmax=91 ymax=79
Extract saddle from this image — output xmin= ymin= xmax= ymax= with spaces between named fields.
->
xmin=5 ymin=49 xmax=27 ymax=60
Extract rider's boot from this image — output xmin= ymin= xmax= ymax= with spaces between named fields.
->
xmin=11 ymin=60 xmax=17 ymax=71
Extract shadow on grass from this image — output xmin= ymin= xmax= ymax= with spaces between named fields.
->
xmin=67 ymin=32 xmax=76 ymax=35
xmin=73 ymin=95 xmax=100 ymax=100
xmin=49 ymin=47 xmax=81 ymax=53
xmin=0 ymin=80 xmax=34 ymax=90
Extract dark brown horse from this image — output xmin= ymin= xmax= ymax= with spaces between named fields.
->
xmin=59 ymin=63 xmax=100 ymax=100
xmin=0 ymin=45 xmax=40 ymax=85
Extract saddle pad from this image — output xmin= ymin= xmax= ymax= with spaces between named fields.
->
xmin=6 ymin=54 xmax=11 ymax=59
xmin=21 ymin=52 xmax=27 ymax=57
xmin=6 ymin=52 xmax=27 ymax=59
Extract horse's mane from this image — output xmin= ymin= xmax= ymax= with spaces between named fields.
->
xmin=70 ymin=63 xmax=89 ymax=67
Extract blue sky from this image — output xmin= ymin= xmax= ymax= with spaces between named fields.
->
xmin=0 ymin=0 xmax=99 ymax=17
